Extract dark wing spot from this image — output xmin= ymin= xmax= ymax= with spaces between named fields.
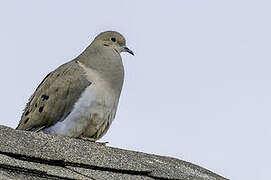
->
xmin=55 ymin=88 xmax=59 ymax=92
xmin=25 ymin=110 xmax=30 ymax=116
xmin=35 ymin=104 xmax=37 ymax=107
xmin=24 ymin=118 xmax=29 ymax=124
xmin=39 ymin=106 xmax=44 ymax=113
xmin=41 ymin=94 xmax=49 ymax=101
xmin=103 ymin=44 xmax=109 ymax=46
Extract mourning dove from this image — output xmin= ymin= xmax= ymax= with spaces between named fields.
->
xmin=16 ymin=31 xmax=134 ymax=141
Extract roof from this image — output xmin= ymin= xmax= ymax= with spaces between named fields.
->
xmin=0 ymin=125 xmax=227 ymax=180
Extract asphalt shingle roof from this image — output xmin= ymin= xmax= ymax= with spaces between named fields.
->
xmin=0 ymin=125 xmax=227 ymax=180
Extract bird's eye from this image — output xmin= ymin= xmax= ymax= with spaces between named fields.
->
xmin=111 ymin=37 xmax=116 ymax=42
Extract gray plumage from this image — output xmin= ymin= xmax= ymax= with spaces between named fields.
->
xmin=16 ymin=31 xmax=134 ymax=140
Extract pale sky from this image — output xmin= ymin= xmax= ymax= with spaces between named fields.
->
xmin=0 ymin=1 xmax=270 ymax=180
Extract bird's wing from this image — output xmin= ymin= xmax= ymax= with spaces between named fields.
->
xmin=16 ymin=60 xmax=91 ymax=131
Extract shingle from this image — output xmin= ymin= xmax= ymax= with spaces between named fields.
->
xmin=0 ymin=126 xmax=228 ymax=180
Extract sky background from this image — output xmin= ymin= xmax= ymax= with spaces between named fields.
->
xmin=0 ymin=1 xmax=270 ymax=179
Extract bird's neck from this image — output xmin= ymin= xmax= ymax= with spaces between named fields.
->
xmin=77 ymin=43 xmax=124 ymax=93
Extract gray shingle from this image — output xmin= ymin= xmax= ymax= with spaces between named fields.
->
xmin=0 ymin=126 xmax=228 ymax=180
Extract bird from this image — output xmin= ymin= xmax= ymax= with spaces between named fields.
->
xmin=16 ymin=31 xmax=134 ymax=141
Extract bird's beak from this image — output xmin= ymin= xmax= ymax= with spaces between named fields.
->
xmin=122 ymin=46 xmax=134 ymax=56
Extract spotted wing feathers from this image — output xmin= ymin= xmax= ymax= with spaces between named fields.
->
xmin=16 ymin=60 xmax=91 ymax=131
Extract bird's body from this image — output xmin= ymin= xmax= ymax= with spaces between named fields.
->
xmin=16 ymin=31 xmax=133 ymax=140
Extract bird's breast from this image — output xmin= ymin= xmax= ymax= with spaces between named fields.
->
xmin=43 ymin=61 xmax=120 ymax=137
xmin=77 ymin=60 xmax=120 ymax=109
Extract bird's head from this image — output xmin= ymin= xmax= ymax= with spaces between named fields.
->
xmin=94 ymin=31 xmax=134 ymax=56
